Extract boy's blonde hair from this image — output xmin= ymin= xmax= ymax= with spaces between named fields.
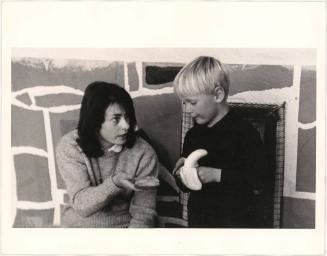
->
xmin=174 ymin=56 xmax=229 ymax=100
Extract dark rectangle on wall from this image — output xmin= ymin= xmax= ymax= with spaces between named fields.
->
xmin=145 ymin=66 xmax=182 ymax=85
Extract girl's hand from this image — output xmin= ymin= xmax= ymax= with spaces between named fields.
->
xmin=197 ymin=166 xmax=222 ymax=184
xmin=112 ymin=173 xmax=142 ymax=191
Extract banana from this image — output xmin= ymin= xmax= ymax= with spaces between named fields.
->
xmin=180 ymin=167 xmax=202 ymax=190
xmin=180 ymin=149 xmax=208 ymax=190
xmin=184 ymin=149 xmax=208 ymax=168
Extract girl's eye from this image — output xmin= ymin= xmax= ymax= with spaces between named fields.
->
xmin=112 ymin=117 xmax=120 ymax=124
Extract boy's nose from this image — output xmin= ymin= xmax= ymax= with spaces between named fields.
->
xmin=185 ymin=104 xmax=194 ymax=114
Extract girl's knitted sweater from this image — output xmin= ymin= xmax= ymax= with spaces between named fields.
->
xmin=56 ymin=130 xmax=158 ymax=228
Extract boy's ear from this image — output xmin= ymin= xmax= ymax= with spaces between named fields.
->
xmin=214 ymin=87 xmax=225 ymax=103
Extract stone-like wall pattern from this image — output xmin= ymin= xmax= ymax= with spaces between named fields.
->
xmin=11 ymin=53 xmax=316 ymax=228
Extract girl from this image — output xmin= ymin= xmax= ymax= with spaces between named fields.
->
xmin=56 ymin=81 xmax=159 ymax=228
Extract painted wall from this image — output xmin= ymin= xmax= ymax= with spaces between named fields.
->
xmin=11 ymin=48 xmax=316 ymax=228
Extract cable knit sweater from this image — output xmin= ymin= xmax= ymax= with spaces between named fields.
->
xmin=56 ymin=130 xmax=158 ymax=228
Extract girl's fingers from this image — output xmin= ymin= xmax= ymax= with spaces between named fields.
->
xmin=120 ymin=179 xmax=142 ymax=191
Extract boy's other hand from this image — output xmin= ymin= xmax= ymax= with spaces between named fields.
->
xmin=172 ymin=158 xmax=185 ymax=177
xmin=197 ymin=166 xmax=222 ymax=183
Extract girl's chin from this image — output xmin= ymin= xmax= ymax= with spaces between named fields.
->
xmin=115 ymin=138 xmax=127 ymax=145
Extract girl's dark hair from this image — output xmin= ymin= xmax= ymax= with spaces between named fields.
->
xmin=76 ymin=81 xmax=137 ymax=158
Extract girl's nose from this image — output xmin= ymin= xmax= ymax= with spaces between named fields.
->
xmin=120 ymin=117 xmax=130 ymax=130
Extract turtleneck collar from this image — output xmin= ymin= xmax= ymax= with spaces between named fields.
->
xmin=99 ymin=136 xmax=123 ymax=153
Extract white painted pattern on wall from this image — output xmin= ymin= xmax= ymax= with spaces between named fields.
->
xmin=11 ymin=56 xmax=316 ymax=226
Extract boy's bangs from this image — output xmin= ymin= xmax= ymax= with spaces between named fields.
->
xmin=175 ymin=75 xmax=206 ymax=98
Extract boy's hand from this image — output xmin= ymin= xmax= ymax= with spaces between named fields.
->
xmin=197 ymin=166 xmax=222 ymax=183
xmin=172 ymin=158 xmax=185 ymax=177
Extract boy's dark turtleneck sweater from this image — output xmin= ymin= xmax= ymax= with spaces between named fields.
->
xmin=179 ymin=109 xmax=268 ymax=227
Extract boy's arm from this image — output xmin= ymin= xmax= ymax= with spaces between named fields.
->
xmin=197 ymin=166 xmax=221 ymax=183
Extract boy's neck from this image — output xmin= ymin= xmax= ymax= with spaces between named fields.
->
xmin=207 ymin=102 xmax=230 ymax=127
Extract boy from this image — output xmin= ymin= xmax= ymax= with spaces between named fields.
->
xmin=173 ymin=56 xmax=267 ymax=228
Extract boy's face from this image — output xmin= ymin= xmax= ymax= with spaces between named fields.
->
xmin=182 ymin=94 xmax=220 ymax=127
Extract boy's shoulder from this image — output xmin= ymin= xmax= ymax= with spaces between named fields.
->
xmin=228 ymin=109 xmax=259 ymax=132
xmin=189 ymin=110 xmax=257 ymax=134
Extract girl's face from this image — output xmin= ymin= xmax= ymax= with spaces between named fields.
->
xmin=183 ymin=94 xmax=219 ymax=127
xmin=99 ymin=103 xmax=130 ymax=146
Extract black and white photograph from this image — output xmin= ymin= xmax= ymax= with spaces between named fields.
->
xmin=1 ymin=1 xmax=325 ymax=255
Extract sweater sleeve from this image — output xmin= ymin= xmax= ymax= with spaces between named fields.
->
xmin=129 ymin=141 xmax=159 ymax=228
xmin=56 ymin=138 xmax=121 ymax=217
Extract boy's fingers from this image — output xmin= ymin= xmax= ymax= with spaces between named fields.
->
xmin=176 ymin=158 xmax=185 ymax=168
xmin=196 ymin=169 xmax=206 ymax=183
xmin=173 ymin=158 xmax=185 ymax=175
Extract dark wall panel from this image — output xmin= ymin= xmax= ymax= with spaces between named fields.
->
xmin=134 ymin=94 xmax=182 ymax=171
xmin=298 ymin=66 xmax=316 ymax=123
xmin=128 ymin=62 xmax=139 ymax=91
xmin=282 ymin=197 xmax=315 ymax=228
xmin=51 ymin=110 xmax=80 ymax=189
xmin=12 ymin=105 xmax=47 ymax=150
xmin=296 ymin=128 xmax=316 ymax=192
xmin=228 ymin=64 xmax=293 ymax=95
xmin=14 ymin=154 xmax=52 ymax=202
xmin=13 ymin=209 xmax=54 ymax=228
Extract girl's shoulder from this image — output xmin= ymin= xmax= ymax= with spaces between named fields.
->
xmin=56 ymin=129 xmax=81 ymax=153
xmin=58 ymin=129 xmax=78 ymax=145
xmin=134 ymin=136 xmax=153 ymax=151
xmin=127 ymin=135 xmax=156 ymax=158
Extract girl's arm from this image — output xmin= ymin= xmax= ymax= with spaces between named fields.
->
xmin=128 ymin=142 xmax=159 ymax=228
xmin=56 ymin=141 xmax=122 ymax=217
